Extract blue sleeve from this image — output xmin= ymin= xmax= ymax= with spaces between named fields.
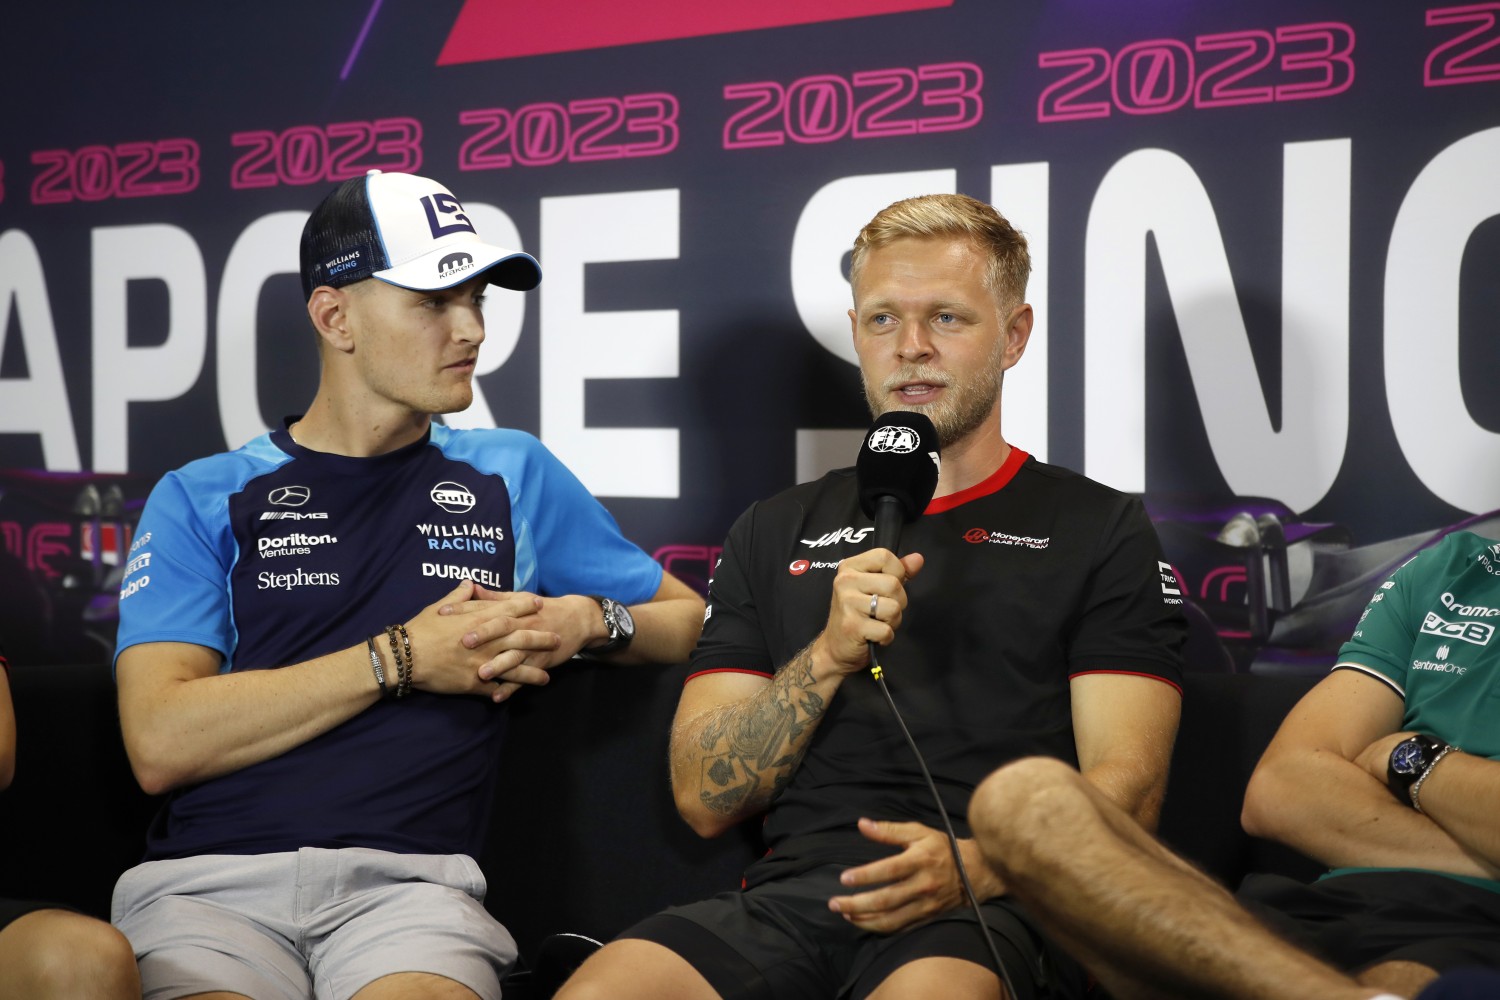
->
xmin=114 ymin=469 xmax=239 ymax=670
xmin=445 ymin=429 xmax=663 ymax=605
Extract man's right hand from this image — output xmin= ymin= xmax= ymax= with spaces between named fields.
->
xmin=812 ymin=548 xmax=924 ymax=677
xmin=405 ymin=581 xmax=561 ymax=701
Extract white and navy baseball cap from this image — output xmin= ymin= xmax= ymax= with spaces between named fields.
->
xmin=299 ymin=170 xmax=541 ymax=300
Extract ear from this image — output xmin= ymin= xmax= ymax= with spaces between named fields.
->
xmin=1001 ymin=303 xmax=1033 ymax=370
xmin=307 ymin=286 xmax=356 ymax=355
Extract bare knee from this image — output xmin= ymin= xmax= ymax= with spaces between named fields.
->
xmin=1358 ymin=959 xmax=1438 ymax=998
xmin=971 ymin=757 xmax=1093 ymax=877
xmin=0 ymin=909 xmax=141 ymax=999
xmin=866 ymin=957 xmax=1001 ymax=1000
xmin=556 ymin=938 xmax=718 ymax=1000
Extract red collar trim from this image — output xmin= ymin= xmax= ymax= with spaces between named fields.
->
xmin=925 ymin=447 xmax=1029 ymax=515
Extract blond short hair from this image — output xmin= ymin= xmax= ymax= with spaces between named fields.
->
xmin=849 ymin=193 xmax=1030 ymax=310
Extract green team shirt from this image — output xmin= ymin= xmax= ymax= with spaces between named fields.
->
xmin=1333 ymin=530 xmax=1500 ymax=759
xmin=1327 ymin=530 xmax=1500 ymax=890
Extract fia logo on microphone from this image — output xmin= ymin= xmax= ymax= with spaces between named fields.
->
xmin=867 ymin=425 xmax=920 ymax=454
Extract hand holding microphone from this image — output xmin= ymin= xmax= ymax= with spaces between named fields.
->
xmin=818 ymin=412 xmax=942 ymax=675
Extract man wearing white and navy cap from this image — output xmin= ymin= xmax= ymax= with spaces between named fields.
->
xmin=110 ymin=171 xmax=704 ymax=1000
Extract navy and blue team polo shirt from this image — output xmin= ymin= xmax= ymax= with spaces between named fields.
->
xmin=115 ymin=423 xmax=662 ymax=861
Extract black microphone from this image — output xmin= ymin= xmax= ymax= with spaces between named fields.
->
xmin=856 ymin=411 xmax=941 ymax=554
xmin=855 ymin=411 xmax=940 ymax=672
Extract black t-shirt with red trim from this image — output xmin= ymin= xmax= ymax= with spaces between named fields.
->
xmin=690 ymin=449 xmax=1186 ymax=876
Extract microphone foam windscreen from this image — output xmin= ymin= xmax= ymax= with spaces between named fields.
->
xmin=856 ymin=411 xmax=941 ymax=521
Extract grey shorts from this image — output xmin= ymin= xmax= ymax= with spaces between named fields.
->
xmin=111 ymin=848 xmax=517 ymax=1000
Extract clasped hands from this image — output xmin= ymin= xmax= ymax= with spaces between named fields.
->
xmin=404 ymin=580 xmax=600 ymax=702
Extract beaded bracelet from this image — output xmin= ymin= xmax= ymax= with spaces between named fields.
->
xmin=385 ymin=626 xmax=407 ymax=699
xmin=386 ymin=624 xmax=413 ymax=699
xmin=395 ymin=623 xmax=413 ymax=698
xmin=365 ymin=635 xmax=389 ymax=698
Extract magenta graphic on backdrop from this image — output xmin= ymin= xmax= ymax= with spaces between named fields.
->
xmin=436 ymin=0 xmax=954 ymax=64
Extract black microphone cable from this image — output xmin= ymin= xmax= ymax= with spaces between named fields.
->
xmin=853 ymin=411 xmax=1016 ymax=991
xmin=866 ymin=638 xmax=1020 ymax=1000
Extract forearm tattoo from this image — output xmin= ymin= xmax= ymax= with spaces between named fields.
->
xmin=691 ymin=646 xmax=828 ymax=818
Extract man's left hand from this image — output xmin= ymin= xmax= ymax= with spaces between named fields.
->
xmin=827 ymin=818 xmax=1003 ymax=934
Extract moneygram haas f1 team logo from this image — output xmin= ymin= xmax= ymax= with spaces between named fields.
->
xmin=431 ymin=481 xmax=477 ymax=513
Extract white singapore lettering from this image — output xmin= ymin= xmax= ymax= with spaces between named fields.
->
xmin=422 ymin=562 xmax=507 ymax=589
xmin=1 ymin=144 xmax=1487 ymax=519
xmin=256 ymin=569 xmax=341 ymax=591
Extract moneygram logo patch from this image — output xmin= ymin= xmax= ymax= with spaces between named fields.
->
xmin=788 ymin=559 xmax=839 ymax=575
xmin=268 ymin=485 xmax=311 ymax=507
xmin=431 ymin=481 xmax=476 ymax=513
xmin=962 ymin=529 xmax=1050 ymax=550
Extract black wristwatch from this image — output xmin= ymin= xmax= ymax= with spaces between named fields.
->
xmin=1386 ymin=733 xmax=1451 ymax=806
xmin=586 ymin=595 xmax=635 ymax=655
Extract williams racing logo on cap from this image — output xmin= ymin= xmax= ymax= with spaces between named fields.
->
xmin=319 ymin=244 xmax=373 ymax=283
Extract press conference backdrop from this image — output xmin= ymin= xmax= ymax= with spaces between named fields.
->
xmin=2 ymin=1 xmax=1498 ymax=668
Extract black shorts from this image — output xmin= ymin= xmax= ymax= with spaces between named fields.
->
xmin=619 ymin=864 xmax=1087 ymax=1000
xmin=1237 ymin=871 xmax=1500 ymax=975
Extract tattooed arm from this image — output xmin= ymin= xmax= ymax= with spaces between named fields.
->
xmin=670 ymin=548 xmax=924 ymax=838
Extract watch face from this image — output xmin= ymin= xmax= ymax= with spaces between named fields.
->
xmin=614 ymin=601 xmax=636 ymax=637
xmin=1392 ymin=740 xmax=1428 ymax=776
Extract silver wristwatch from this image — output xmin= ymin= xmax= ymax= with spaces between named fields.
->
xmin=587 ymin=595 xmax=635 ymax=655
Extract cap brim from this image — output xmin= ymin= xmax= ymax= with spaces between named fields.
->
xmin=375 ymin=247 xmax=541 ymax=293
